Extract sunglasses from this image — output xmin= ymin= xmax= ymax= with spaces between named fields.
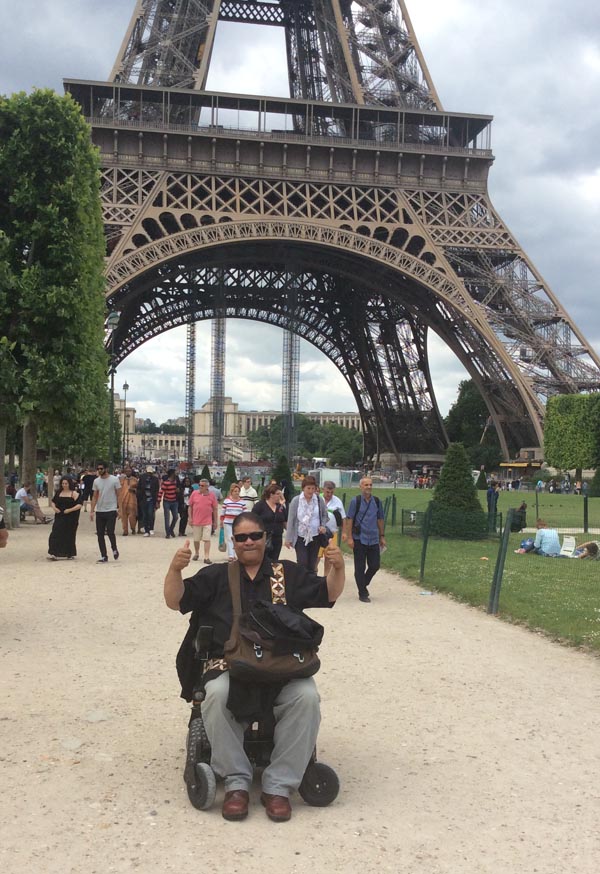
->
xmin=233 ymin=531 xmax=265 ymax=543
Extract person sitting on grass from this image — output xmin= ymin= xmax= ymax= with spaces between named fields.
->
xmin=572 ymin=541 xmax=599 ymax=560
xmin=532 ymin=519 xmax=561 ymax=557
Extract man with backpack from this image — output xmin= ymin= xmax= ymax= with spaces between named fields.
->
xmin=344 ymin=477 xmax=385 ymax=603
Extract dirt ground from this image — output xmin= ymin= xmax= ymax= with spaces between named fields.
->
xmin=1 ymin=515 xmax=599 ymax=874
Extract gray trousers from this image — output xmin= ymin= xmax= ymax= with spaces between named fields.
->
xmin=201 ymin=671 xmax=321 ymax=796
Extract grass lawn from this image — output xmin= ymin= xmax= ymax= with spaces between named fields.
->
xmin=337 ymin=486 xmax=600 ymax=654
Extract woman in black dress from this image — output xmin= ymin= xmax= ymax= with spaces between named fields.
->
xmin=253 ymin=484 xmax=288 ymax=561
xmin=48 ymin=476 xmax=83 ymax=560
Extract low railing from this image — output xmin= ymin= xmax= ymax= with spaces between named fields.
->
xmin=87 ymin=115 xmax=493 ymax=159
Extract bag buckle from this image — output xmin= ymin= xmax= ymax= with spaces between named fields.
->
xmin=293 ymin=652 xmax=305 ymax=664
xmin=254 ymin=643 xmax=263 ymax=660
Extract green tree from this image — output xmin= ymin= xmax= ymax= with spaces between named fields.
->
xmin=588 ymin=468 xmax=600 ymax=498
xmin=159 ymin=422 xmax=186 ymax=434
xmin=199 ymin=464 xmax=211 ymax=481
xmin=324 ymin=424 xmax=363 ymax=467
xmin=247 ymin=418 xmax=283 ymax=460
xmin=221 ymin=460 xmax=238 ymax=495
xmin=247 ymin=415 xmax=363 ymax=467
xmin=430 ymin=443 xmax=488 ymax=537
xmin=445 ymin=380 xmax=490 ymax=446
xmin=544 ymin=394 xmax=600 ymax=476
xmin=271 ymin=455 xmax=296 ymax=499
xmin=0 ymin=89 xmax=108 ymax=491
xmin=444 ymin=380 xmax=503 ymax=469
xmin=137 ymin=419 xmax=159 ymax=434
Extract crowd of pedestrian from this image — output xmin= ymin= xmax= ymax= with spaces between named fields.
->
xmin=3 ymin=466 xmax=389 ymax=600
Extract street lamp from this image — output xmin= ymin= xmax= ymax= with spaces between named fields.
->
xmin=122 ymin=381 xmax=129 ymax=465
xmin=106 ymin=310 xmax=120 ymax=472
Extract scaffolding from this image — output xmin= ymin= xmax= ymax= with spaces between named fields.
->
xmin=210 ymin=293 xmax=226 ymax=463
xmin=282 ymin=272 xmax=301 ymax=462
xmin=185 ymin=322 xmax=196 ymax=465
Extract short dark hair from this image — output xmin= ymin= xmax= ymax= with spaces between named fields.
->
xmin=261 ymin=483 xmax=281 ymax=500
xmin=232 ymin=511 xmax=266 ymax=533
xmin=97 ymin=461 xmax=107 ymax=469
xmin=301 ymin=475 xmax=317 ymax=489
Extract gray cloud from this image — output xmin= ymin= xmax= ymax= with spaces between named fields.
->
xmin=1 ymin=0 xmax=596 ymax=424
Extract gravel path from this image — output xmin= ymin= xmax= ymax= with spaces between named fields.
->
xmin=1 ymin=519 xmax=599 ymax=873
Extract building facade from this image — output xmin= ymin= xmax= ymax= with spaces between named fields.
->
xmin=194 ymin=398 xmax=361 ymax=460
xmin=123 ymin=397 xmax=361 ymax=463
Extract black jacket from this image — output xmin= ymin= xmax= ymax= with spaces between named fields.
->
xmin=137 ymin=473 xmax=159 ymax=504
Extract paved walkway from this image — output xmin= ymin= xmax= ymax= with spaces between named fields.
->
xmin=1 ymin=520 xmax=599 ymax=873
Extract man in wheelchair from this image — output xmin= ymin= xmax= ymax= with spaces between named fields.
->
xmin=164 ymin=511 xmax=345 ymax=822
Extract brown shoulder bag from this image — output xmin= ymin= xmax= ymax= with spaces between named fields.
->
xmin=223 ymin=561 xmax=321 ymax=684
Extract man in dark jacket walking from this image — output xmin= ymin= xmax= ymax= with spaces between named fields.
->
xmin=137 ymin=466 xmax=159 ymax=536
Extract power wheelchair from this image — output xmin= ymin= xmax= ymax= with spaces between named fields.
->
xmin=183 ymin=625 xmax=340 ymax=811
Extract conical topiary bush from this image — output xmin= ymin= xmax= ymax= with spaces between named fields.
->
xmin=430 ymin=443 xmax=488 ymax=538
xmin=476 ymin=469 xmax=488 ymax=490
xmin=220 ymin=460 xmax=238 ymax=496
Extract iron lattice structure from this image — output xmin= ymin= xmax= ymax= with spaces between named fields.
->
xmin=69 ymin=0 xmax=600 ymax=462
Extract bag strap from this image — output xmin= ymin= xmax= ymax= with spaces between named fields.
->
xmin=227 ymin=560 xmax=288 ymax=616
xmin=227 ymin=560 xmax=243 ymax=621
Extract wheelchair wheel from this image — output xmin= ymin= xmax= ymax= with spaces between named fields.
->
xmin=186 ymin=762 xmax=216 ymax=810
xmin=298 ymin=762 xmax=340 ymax=807
xmin=185 ymin=718 xmax=216 ymax=810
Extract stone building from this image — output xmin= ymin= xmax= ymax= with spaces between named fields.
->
xmin=124 ymin=397 xmax=361 ymax=462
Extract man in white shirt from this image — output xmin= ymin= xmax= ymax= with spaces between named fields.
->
xmin=322 ymin=481 xmax=346 ymax=573
xmin=90 ymin=462 xmax=121 ymax=563
xmin=239 ymin=476 xmax=258 ymax=512
xmin=16 ymin=483 xmax=50 ymax=524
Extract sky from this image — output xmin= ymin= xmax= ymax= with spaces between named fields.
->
xmin=2 ymin=0 xmax=600 ymax=424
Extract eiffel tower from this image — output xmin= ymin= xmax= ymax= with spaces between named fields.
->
xmin=65 ymin=0 xmax=600 ymax=462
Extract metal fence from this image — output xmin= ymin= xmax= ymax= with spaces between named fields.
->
xmin=526 ymin=494 xmax=599 ymax=534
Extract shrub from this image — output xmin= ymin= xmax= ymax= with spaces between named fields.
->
xmin=476 ymin=469 xmax=488 ymax=490
xmin=220 ymin=460 xmax=238 ymax=495
xmin=430 ymin=443 xmax=488 ymax=538
xmin=271 ymin=455 xmax=296 ymax=501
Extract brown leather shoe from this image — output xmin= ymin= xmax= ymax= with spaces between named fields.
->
xmin=222 ymin=789 xmax=249 ymax=821
xmin=260 ymin=792 xmax=292 ymax=822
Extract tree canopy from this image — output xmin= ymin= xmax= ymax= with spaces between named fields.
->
xmin=137 ymin=419 xmax=159 ymax=434
xmin=247 ymin=413 xmax=362 ymax=466
xmin=159 ymin=422 xmax=187 ymax=435
xmin=0 ymin=89 xmax=108 ymax=490
xmin=444 ymin=379 xmax=503 ymax=470
xmin=543 ymin=394 xmax=600 ymax=472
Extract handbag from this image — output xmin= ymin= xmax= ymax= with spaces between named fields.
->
xmin=316 ymin=528 xmax=334 ymax=549
xmin=218 ymin=526 xmax=226 ymax=552
xmin=224 ymin=561 xmax=322 ymax=684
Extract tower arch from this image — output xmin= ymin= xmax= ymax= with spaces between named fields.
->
xmin=106 ymin=223 xmax=543 ymax=458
